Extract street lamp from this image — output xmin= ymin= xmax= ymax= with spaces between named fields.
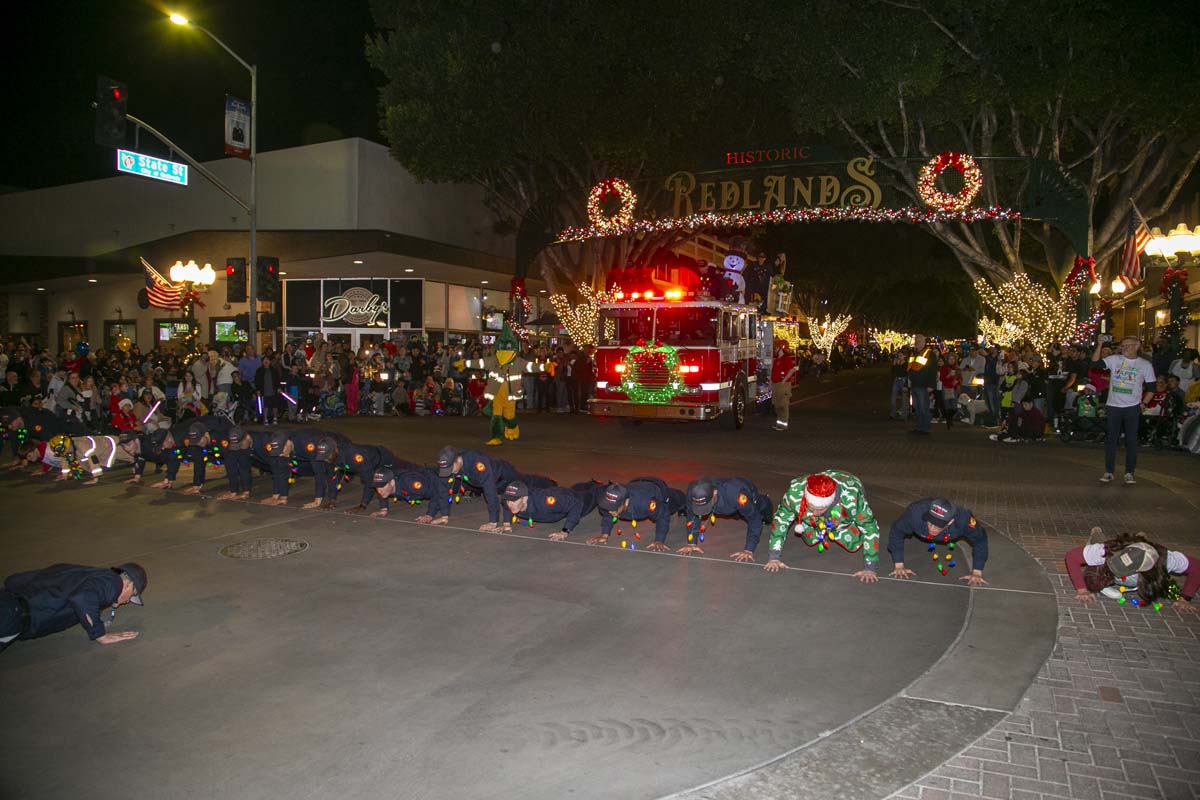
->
xmin=169 ymin=260 xmax=215 ymax=356
xmin=169 ymin=11 xmax=259 ymax=348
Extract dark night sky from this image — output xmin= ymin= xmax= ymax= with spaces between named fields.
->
xmin=1 ymin=0 xmax=382 ymax=190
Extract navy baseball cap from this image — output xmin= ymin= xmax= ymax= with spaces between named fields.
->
xmin=186 ymin=420 xmax=209 ymax=442
xmin=371 ymin=468 xmax=395 ymax=489
xmin=148 ymin=429 xmax=170 ymax=453
xmin=117 ymin=431 xmax=141 ymax=445
xmin=226 ymin=425 xmax=248 ymax=450
xmin=436 ymin=446 xmax=459 ymax=477
xmin=115 ymin=563 xmax=147 ymax=606
xmin=597 ymin=483 xmax=628 ymax=512
xmin=923 ymin=499 xmax=956 ymax=528
xmin=503 ymin=481 xmax=529 ymax=501
xmin=687 ymin=480 xmax=716 ymax=515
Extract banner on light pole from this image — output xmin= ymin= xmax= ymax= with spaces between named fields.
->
xmin=224 ymin=95 xmax=251 ymax=159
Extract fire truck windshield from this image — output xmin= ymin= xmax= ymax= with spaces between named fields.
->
xmin=654 ymin=306 xmax=719 ymax=345
xmin=600 ymin=306 xmax=655 ymax=346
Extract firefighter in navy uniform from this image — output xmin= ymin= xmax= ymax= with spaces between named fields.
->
xmin=501 ymin=480 xmax=598 ymax=540
xmin=3 ymin=406 xmax=87 ymax=468
xmin=340 ymin=442 xmax=419 ymax=514
xmin=683 ymin=477 xmax=774 ymax=560
xmin=214 ymin=425 xmax=275 ymax=500
xmin=887 ymin=497 xmax=990 ymax=586
xmin=369 ymin=466 xmax=449 ymax=519
xmin=259 ymin=429 xmax=328 ymax=507
xmin=587 ymin=478 xmax=687 ymax=551
xmin=178 ymin=417 xmax=233 ymax=495
xmin=308 ymin=433 xmax=357 ymax=509
xmin=1 ymin=562 xmax=147 ymax=652
xmin=435 ymin=445 xmax=555 ymax=532
xmin=119 ymin=428 xmax=185 ymax=486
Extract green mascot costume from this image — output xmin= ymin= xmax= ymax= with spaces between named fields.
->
xmin=467 ymin=320 xmax=540 ymax=445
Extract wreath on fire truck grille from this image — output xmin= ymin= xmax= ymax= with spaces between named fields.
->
xmin=620 ymin=340 xmax=683 ymax=404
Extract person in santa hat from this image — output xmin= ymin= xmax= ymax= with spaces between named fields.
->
xmin=765 ymin=471 xmax=881 ymax=582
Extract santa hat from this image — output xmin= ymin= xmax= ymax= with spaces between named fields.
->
xmin=802 ymin=473 xmax=838 ymax=513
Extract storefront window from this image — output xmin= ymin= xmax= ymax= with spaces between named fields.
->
xmin=104 ymin=320 xmax=137 ymax=352
xmin=58 ymin=321 xmax=88 ymax=357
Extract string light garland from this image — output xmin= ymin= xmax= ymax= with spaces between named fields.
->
xmin=620 ymin=340 xmax=683 ymax=404
xmin=869 ymin=328 xmax=914 ymax=353
xmin=917 ymin=152 xmax=982 ymax=211
xmin=548 ymin=285 xmax=612 ymax=347
xmin=810 ymin=314 xmax=851 ymax=357
xmin=586 ymin=179 xmax=638 ymax=234
xmin=555 ymin=204 xmax=1019 ymax=243
xmin=974 ymin=274 xmax=1076 ymax=350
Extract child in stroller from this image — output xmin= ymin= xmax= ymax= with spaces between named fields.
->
xmin=1057 ymin=384 xmax=1105 ymax=443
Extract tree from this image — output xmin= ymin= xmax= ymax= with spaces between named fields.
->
xmin=366 ymin=0 xmax=763 ymax=291
xmin=747 ymin=0 xmax=1200 ymax=286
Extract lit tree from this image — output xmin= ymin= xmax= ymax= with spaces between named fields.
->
xmin=870 ymin=328 xmax=914 ymax=353
xmin=810 ymin=314 xmax=851 ymax=357
xmin=974 ymin=274 xmax=1075 ymax=350
xmin=549 ymin=285 xmax=612 ymax=348
xmin=977 ymin=317 xmax=1020 ymax=347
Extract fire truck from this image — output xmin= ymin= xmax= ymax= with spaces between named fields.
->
xmin=588 ymin=288 xmax=774 ymax=429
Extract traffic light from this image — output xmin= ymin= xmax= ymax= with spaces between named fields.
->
xmin=225 ymin=258 xmax=247 ymax=303
xmin=234 ymin=312 xmax=250 ymax=331
xmin=94 ymin=75 xmax=128 ymax=148
xmin=256 ymin=256 xmax=280 ymax=302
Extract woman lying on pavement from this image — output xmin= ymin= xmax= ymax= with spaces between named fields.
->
xmin=1065 ymin=528 xmax=1197 ymax=613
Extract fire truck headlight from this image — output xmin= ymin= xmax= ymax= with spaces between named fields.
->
xmin=614 ymin=364 xmax=626 ymax=373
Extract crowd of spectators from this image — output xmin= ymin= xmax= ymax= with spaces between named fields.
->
xmin=886 ymin=335 xmax=1200 ymax=453
xmin=0 ymin=333 xmax=614 ymax=434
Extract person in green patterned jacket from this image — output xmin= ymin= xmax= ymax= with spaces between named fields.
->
xmin=764 ymin=470 xmax=881 ymax=583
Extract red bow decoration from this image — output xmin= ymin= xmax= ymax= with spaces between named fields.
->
xmin=1065 ymin=255 xmax=1097 ymax=288
xmin=1160 ymin=267 xmax=1188 ymax=299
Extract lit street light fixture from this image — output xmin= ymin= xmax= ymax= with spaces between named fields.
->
xmin=169 ymin=12 xmax=260 ymax=347
xmin=168 ymin=260 xmax=216 ymax=356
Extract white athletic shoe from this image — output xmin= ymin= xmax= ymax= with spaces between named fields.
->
xmin=1123 ymin=473 xmax=1136 ymax=485
xmin=1099 ymin=472 xmax=1113 ymax=483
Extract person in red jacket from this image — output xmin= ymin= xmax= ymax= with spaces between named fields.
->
xmin=1065 ymin=528 xmax=1197 ymax=612
xmin=111 ymin=397 xmax=138 ymax=432
xmin=771 ymin=339 xmax=797 ymax=431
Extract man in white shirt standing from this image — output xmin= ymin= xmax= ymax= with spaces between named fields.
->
xmin=1091 ymin=335 xmax=1155 ymax=485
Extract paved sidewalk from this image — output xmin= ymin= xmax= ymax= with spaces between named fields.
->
xmin=883 ymin=446 xmax=1200 ymax=799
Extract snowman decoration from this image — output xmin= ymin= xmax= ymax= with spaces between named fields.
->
xmin=722 ymin=239 xmax=750 ymax=304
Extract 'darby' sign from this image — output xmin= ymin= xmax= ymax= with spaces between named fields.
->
xmin=322 ymin=287 xmax=390 ymax=326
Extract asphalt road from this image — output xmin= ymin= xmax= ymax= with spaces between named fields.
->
xmin=0 ymin=369 xmax=1059 ymax=800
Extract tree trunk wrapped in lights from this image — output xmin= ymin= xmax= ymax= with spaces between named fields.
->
xmin=548 ymin=285 xmax=612 ymax=348
xmin=974 ymin=274 xmax=1075 ymax=351
xmin=810 ymin=314 xmax=851 ymax=357
xmin=869 ymin=328 xmax=914 ymax=353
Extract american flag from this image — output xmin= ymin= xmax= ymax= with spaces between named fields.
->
xmin=1119 ymin=207 xmax=1151 ymax=286
xmin=140 ymin=258 xmax=183 ymax=310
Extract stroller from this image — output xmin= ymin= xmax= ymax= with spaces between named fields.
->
xmin=319 ymin=389 xmax=346 ymax=418
xmin=211 ymin=392 xmax=249 ymax=426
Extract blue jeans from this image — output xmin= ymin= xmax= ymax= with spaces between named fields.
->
xmin=889 ymin=378 xmax=908 ymax=418
xmin=912 ymin=386 xmax=932 ymax=432
xmin=1104 ymin=405 xmax=1141 ymax=474
xmin=984 ymin=383 xmax=1000 ymax=425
